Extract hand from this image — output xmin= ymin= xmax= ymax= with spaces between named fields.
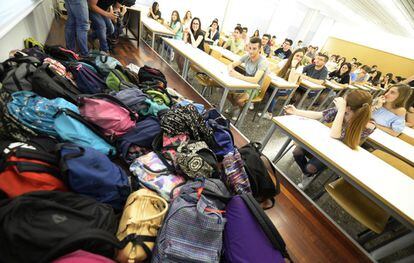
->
xmin=284 ymin=105 xmax=297 ymax=115
xmin=333 ymin=97 xmax=347 ymax=112
xmin=375 ymin=95 xmax=386 ymax=108
xmin=107 ymin=10 xmax=117 ymax=21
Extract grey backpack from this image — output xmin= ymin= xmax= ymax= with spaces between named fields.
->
xmin=152 ymin=179 xmax=231 ymax=263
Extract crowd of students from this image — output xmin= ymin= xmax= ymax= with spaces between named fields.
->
xmin=63 ymin=1 xmax=414 ymax=190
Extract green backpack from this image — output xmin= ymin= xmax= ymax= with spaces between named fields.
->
xmin=105 ymin=69 xmax=136 ymax=91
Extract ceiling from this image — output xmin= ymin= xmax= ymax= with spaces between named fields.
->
xmin=297 ymin=0 xmax=414 ymax=37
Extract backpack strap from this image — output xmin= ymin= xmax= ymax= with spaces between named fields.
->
xmin=241 ymin=193 xmax=291 ymax=260
xmin=15 ymin=148 xmax=57 ymax=164
xmin=79 ymin=93 xmax=138 ymax=121
xmin=3 ymin=161 xmax=61 ymax=179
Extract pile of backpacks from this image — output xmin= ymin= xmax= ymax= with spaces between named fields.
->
xmin=0 ymin=42 xmax=291 ymax=263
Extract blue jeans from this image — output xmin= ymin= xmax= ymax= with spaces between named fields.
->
xmin=64 ymin=0 xmax=89 ymax=56
xmin=267 ymin=89 xmax=291 ymax=113
xmin=89 ymin=11 xmax=114 ymax=52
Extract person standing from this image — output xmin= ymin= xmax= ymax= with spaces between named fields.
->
xmin=65 ymin=0 xmax=90 ymax=57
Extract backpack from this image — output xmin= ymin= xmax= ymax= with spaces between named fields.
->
xmin=31 ymin=64 xmax=80 ymax=104
xmin=7 ymin=91 xmax=79 ymax=137
xmin=78 ymin=94 xmax=138 ymax=138
xmin=139 ymin=81 xmax=172 ymax=106
xmin=204 ymin=108 xmax=235 ymax=157
xmin=0 ymin=137 xmax=67 ymax=198
xmin=106 ymin=69 xmax=136 ymax=91
xmin=59 ymin=144 xmax=131 ymax=210
xmin=116 ymin=116 xmax=161 ymax=160
xmin=21 ymin=46 xmax=49 ymax=62
xmin=224 ymin=194 xmax=290 ymax=262
xmin=221 ymin=149 xmax=251 ymax=195
xmin=69 ymin=63 xmax=106 ymax=94
xmin=0 ymin=55 xmax=41 ymax=82
xmin=152 ymin=179 xmax=231 ymax=263
xmin=239 ymin=142 xmax=280 ymax=209
xmin=52 ymin=250 xmax=116 ymax=263
xmin=112 ymin=87 xmax=150 ymax=113
xmin=24 ymin=37 xmax=44 ymax=50
xmin=0 ymin=191 xmax=119 ymax=263
xmin=1 ymin=61 xmax=38 ymax=92
xmin=115 ymin=65 xmax=140 ymax=85
xmin=0 ymin=91 xmax=40 ymax=142
xmin=45 ymin=45 xmax=80 ymax=61
xmin=93 ymin=51 xmax=122 ymax=76
xmin=138 ymin=65 xmax=167 ymax=88
xmin=54 ymin=109 xmax=117 ymax=156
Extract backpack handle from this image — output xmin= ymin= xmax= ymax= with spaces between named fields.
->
xmin=79 ymin=94 xmax=138 ymax=121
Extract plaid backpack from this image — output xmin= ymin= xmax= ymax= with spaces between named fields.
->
xmin=152 ymin=179 xmax=231 ymax=263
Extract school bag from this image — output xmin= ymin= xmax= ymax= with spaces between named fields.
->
xmin=31 ymin=64 xmax=80 ymax=104
xmin=0 ymin=91 xmax=40 ymax=142
xmin=106 ymin=68 xmax=136 ymax=91
xmin=224 ymin=194 xmax=290 ymax=262
xmin=1 ymin=60 xmax=39 ymax=92
xmin=92 ymin=51 xmax=122 ymax=76
xmin=0 ymin=191 xmax=119 ymax=263
xmin=0 ymin=137 xmax=67 ymax=198
xmin=7 ymin=91 xmax=79 ymax=137
xmin=138 ymin=65 xmax=167 ymax=88
xmin=140 ymin=81 xmax=172 ymax=106
xmin=0 ymin=55 xmax=41 ymax=83
xmin=52 ymin=250 xmax=116 ymax=263
xmin=239 ymin=142 xmax=280 ymax=209
xmin=24 ymin=37 xmax=44 ymax=50
xmin=54 ymin=109 xmax=117 ymax=156
xmin=21 ymin=46 xmax=49 ymax=62
xmin=78 ymin=94 xmax=138 ymax=138
xmin=116 ymin=188 xmax=169 ymax=262
xmin=45 ymin=45 xmax=80 ymax=61
xmin=112 ymin=87 xmax=150 ymax=113
xmin=115 ymin=64 xmax=140 ymax=85
xmin=152 ymin=179 xmax=231 ymax=263
xmin=129 ymin=152 xmax=185 ymax=201
xmin=58 ymin=144 xmax=131 ymax=210
xmin=69 ymin=63 xmax=106 ymax=94
xmin=116 ymin=116 xmax=161 ymax=160
xmin=221 ymin=149 xmax=251 ymax=195
xmin=204 ymin=108 xmax=235 ymax=157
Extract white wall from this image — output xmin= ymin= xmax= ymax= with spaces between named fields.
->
xmin=0 ymin=0 xmax=54 ymax=61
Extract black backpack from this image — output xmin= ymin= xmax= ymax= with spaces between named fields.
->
xmin=31 ymin=64 xmax=80 ymax=104
xmin=0 ymin=56 xmax=41 ymax=92
xmin=138 ymin=65 xmax=167 ymax=88
xmin=0 ymin=191 xmax=119 ymax=263
xmin=239 ymin=142 xmax=280 ymax=209
xmin=44 ymin=45 xmax=79 ymax=62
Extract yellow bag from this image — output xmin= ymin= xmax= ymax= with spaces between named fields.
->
xmin=116 ymin=189 xmax=168 ymax=263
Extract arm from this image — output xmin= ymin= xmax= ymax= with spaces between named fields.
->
xmin=88 ymin=0 xmax=116 ymax=19
xmin=376 ymin=124 xmax=401 ymax=137
xmin=223 ymin=39 xmax=230 ymax=49
xmin=330 ymin=98 xmax=346 ymax=139
xmin=171 ymin=22 xmax=181 ymax=34
xmin=400 ymin=75 xmax=414 ymax=85
xmin=189 ymin=33 xmax=203 ymax=48
xmin=301 ymin=74 xmax=325 ymax=85
xmin=284 ymin=105 xmax=323 ymax=119
xmin=229 ymin=69 xmax=265 ymax=84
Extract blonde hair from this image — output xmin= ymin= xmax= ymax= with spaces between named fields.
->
xmin=344 ymin=90 xmax=373 ymax=149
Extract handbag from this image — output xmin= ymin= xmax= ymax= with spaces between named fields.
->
xmin=116 ymin=189 xmax=168 ymax=263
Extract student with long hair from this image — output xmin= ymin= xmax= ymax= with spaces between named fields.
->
xmin=205 ymin=19 xmax=220 ymax=45
xmin=148 ymin=1 xmax=161 ymax=20
xmin=380 ymin=73 xmax=394 ymax=89
xmin=328 ymin=62 xmax=352 ymax=85
xmin=164 ymin=10 xmax=182 ymax=61
xmin=251 ymin=29 xmax=260 ymax=38
xmin=182 ymin=10 xmax=192 ymax=31
xmin=285 ymin=90 xmax=375 ymax=189
xmin=368 ymin=70 xmax=382 ymax=86
xmin=260 ymin=48 xmax=305 ymax=119
xmin=372 ymin=84 xmax=412 ymax=136
xmin=405 ymin=92 xmax=414 ymax=128
xmin=183 ymin=17 xmax=205 ymax=51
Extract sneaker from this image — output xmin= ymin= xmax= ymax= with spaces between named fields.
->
xmin=169 ymin=51 xmax=175 ymax=62
xmin=258 ymin=112 xmax=273 ymax=120
xmin=231 ymin=108 xmax=241 ymax=121
xmin=249 ymin=103 xmax=254 ymax=110
xmin=298 ymin=174 xmax=315 ymax=190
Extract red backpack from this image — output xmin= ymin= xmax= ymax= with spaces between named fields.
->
xmin=0 ymin=138 xmax=67 ymax=198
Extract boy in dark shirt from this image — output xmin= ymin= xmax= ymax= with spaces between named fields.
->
xmin=273 ymin=39 xmax=293 ymax=59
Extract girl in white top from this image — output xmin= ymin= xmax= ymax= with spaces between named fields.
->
xmin=182 ymin=10 xmax=192 ymax=31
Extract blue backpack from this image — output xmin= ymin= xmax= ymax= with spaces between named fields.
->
xmin=6 ymin=91 xmax=78 ymax=137
xmin=112 ymin=87 xmax=150 ymax=113
xmin=93 ymin=51 xmax=122 ymax=76
xmin=204 ymin=108 xmax=235 ymax=157
xmin=59 ymin=144 xmax=130 ymax=211
xmin=69 ymin=63 xmax=106 ymax=94
xmin=54 ymin=109 xmax=116 ymax=156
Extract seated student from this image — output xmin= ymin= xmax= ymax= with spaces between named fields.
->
xmin=260 ymin=48 xmax=306 ymax=119
xmin=148 ymin=1 xmax=161 ymax=20
xmin=350 ymin=62 xmax=361 ymax=74
xmin=182 ymin=10 xmax=192 ymax=31
xmin=405 ymin=91 xmax=414 ymax=127
xmin=273 ymin=39 xmax=293 ymax=59
xmin=325 ymin=54 xmax=339 ymax=72
xmin=351 ymin=57 xmax=358 ymax=64
xmin=260 ymin=34 xmax=271 ymax=57
xmin=88 ymin=0 xmax=121 ymax=54
xmin=225 ymin=37 xmax=269 ymax=120
xmin=223 ymin=26 xmax=245 ymax=56
xmin=242 ymin=27 xmax=250 ymax=48
xmin=251 ymin=29 xmax=260 ymax=38
xmin=285 ymin=90 xmax=375 ymax=189
xmin=336 ymin=56 xmax=346 ymax=69
xmin=328 ymin=62 xmax=352 ymax=86
xmin=183 ymin=17 xmax=205 ymax=51
xmin=269 ymin=35 xmax=277 ymax=49
xmin=368 ymin=70 xmax=382 ymax=86
xmin=371 ymin=84 xmax=411 ymax=136
xmin=292 ymin=53 xmax=329 ymax=104
xmin=350 ymin=65 xmax=371 ymax=84
xmin=295 ymin=40 xmax=303 ymax=49
xmin=164 ymin=10 xmax=183 ymax=61
xmin=305 ymin=45 xmax=316 ymax=60
xmin=205 ymin=19 xmax=220 ymax=45
xmin=380 ymin=73 xmax=394 ymax=89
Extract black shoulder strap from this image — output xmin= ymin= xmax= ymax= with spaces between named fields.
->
xmin=241 ymin=193 xmax=291 ymax=260
xmin=4 ymin=161 xmax=61 ymax=179
xmin=15 ymin=148 xmax=57 ymax=164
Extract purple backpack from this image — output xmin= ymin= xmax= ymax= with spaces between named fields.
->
xmin=224 ymin=194 xmax=290 ymax=263
xmin=70 ymin=64 xmax=106 ymax=94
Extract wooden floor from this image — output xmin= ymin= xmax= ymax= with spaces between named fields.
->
xmin=46 ymin=19 xmax=372 ymax=262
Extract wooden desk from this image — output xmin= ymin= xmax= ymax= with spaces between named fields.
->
xmin=129 ymin=4 xmax=175 ymax=49
xmin=317 ymin=80 xmax=348 ymax=110
xmin=162 ymin=38 xmax=259 ymax=128
xmin=367 ymin=128 xmax=414 ymax=166
xmin=261 ymin=115 xmax=414 ymax=259
xmin=209 ymin=45 xmax=241 ymax=62
xmin=297 ymin=79 xmax=326 ymax=109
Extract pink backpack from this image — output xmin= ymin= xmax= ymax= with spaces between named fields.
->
xmin=79 ymin=94 xmax=138 ymax=138
xmin=52 ymin=250 xmax=116 ymax=263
